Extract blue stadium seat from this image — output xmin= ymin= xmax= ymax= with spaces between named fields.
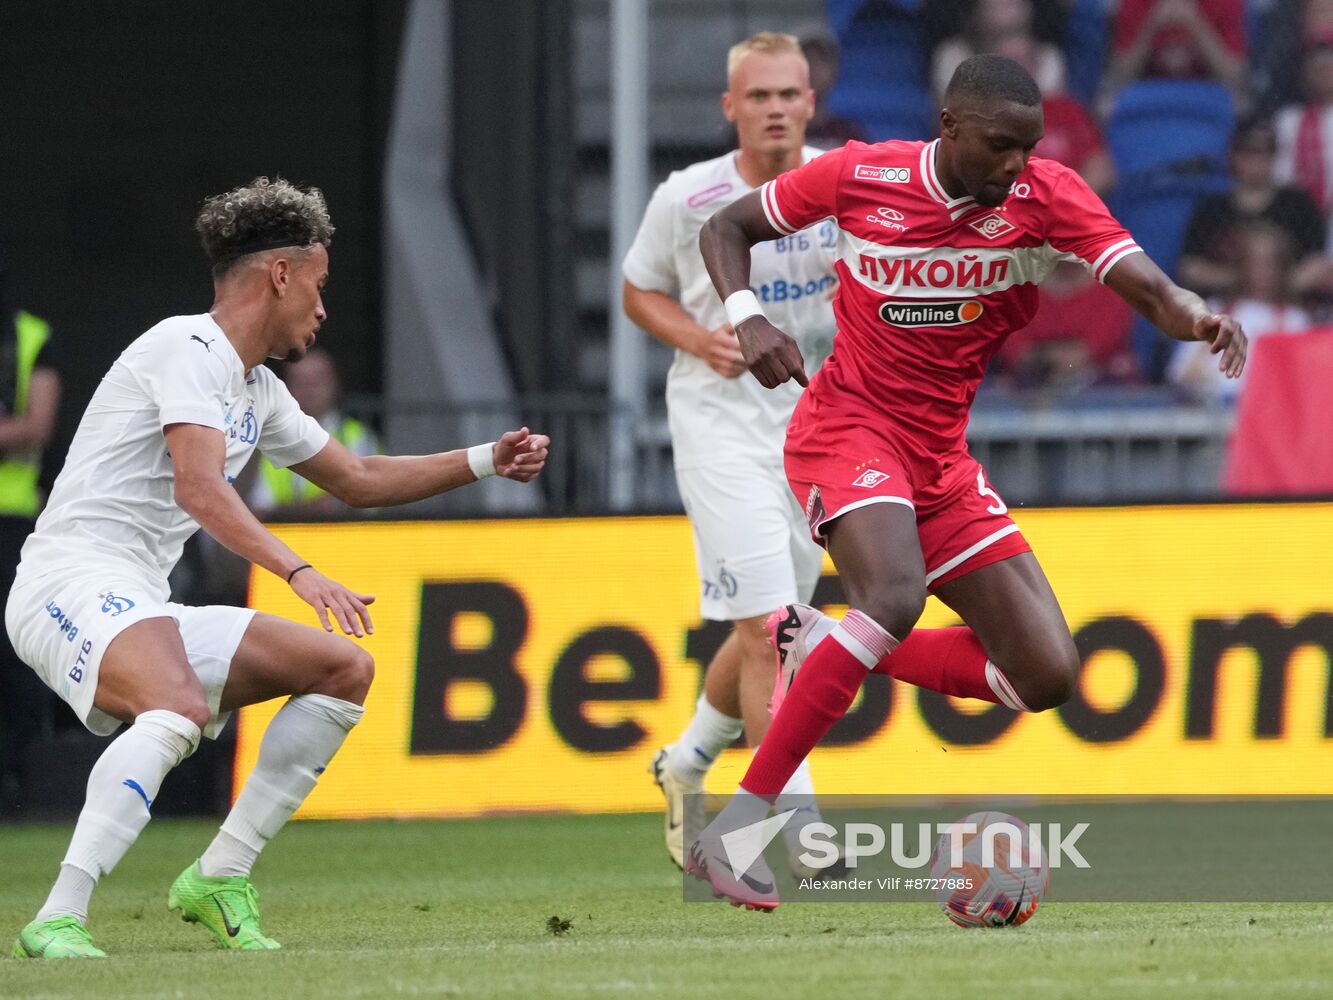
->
xmin=1109 ymin=171 xmax=1233 ymax=276
xmin=826 ymin=80 xmax=935 ymax=141
xmin=827 ymin=0 xmax=922 ymax=38
xmin=1104 ymin=81 xmax=1236 ymax=379
xmin=837 ymin=15 xmax=925 ymax=92
xmin=1063 ymin=0 xmax=1109 ymax=106
xmin=823 ymin=1 xmax=931 ymax=141
xmin=1105 ymin=81 xmax=1236 ymax=178
xmin=1111 ymin=171 xmax=1235 ymax=379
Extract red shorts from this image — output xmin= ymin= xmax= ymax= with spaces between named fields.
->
xmin=784 ymin=402 xmax=1031 ymax=591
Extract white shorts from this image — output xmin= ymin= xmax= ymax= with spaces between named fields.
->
xmin=5 ymin=564 xmax=255 ymax=739
xmin=675 ymin=460 xmax=824 ymax=621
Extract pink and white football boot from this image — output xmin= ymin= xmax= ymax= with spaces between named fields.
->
xmin=763 ymin=603 xmax=834 ymax=717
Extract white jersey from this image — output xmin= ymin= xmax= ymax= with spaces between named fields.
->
xmin=18 ymin=314 xmax=329 ymax=600
xmin=622 ymin=148 xmax=838 ymax=469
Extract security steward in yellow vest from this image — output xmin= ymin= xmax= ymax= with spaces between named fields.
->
xmin=0 ymin=298 xmax=62 ymax=814
xmin=255 ymin=414 xmax=375 ymax=508
xmin=246 ymin=346 xmax=380 ymax=520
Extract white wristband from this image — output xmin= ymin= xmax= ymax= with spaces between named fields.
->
xmin=467 ymin=442 xmax=497 ymax=480
xmin=723 ymin=289 xmax=764 ymax=329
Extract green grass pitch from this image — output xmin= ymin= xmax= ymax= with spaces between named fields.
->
xmin=2 ymin=813 xmax=1331 ymax=999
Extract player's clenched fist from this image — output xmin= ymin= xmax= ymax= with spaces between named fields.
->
xmin=735 ymin=316 xmax=809 ymax=389
xmin=492 ymin=427 xmax=550 ymax=483
xmin=702 ymin=323 xmax=749 ymax=379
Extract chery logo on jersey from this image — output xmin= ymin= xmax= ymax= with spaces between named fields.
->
xmin=855 ymin=165 xmax=911 ymax=184
xmin=866 ymin=206 xmax=909 ymax=233
xmin=879 ymin=300 xmax=984 ymax=328
xmin=969 ymin=213 xmax=1017 ymax=240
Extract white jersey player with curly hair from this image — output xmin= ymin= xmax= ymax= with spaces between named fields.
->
xmin=9 ymin=177 xmax=549 ymax=958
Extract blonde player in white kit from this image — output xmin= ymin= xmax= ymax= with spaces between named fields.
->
xmin=623 ymin=33 xmax=840 ymax=874
xmin=8 ymin=177 xmax=549 ymax=959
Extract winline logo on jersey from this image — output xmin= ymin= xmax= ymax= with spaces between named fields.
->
xmin=879 ymin=299 xmax=984 ymax=327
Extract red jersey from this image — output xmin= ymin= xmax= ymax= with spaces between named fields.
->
xmin=760 ymin=139 xmax=1141 ymax=456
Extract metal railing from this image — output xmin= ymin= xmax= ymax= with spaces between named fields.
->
xmin=346 ymin=389 xmax=1235 ymax=515
xmin=967 ymin=398 xmax=1233 ymax=506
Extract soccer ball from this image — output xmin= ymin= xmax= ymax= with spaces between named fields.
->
xmin=928 ymin=810 xmax=1049 ymax=928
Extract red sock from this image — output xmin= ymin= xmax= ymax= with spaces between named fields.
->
xmin=741 ymin=610 xmax=896 ymax=799
xmin=872 ymin=626 xmax=1027 ymax=709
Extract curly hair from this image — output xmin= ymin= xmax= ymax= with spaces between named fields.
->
xmin=194 ymin=176 xmax=334 ymax=276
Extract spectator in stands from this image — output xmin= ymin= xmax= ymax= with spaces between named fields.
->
xmin=1275 ymin=37 xmax=1333 ymax=216
xmin=1179 ymin=117 xmax=1327 ymax=302
xmin=249 ymin=347 xmax=380 ymax=519
xmin=995 ymin=257 xmax=1139 ymax=392
xmin=997 ymin=31 xmax=1115 ymax=195
xmin=1101 ymin=0 xmax=1246 ymax=106
xmin=1310 ymin=0 xmax=1333 ymax=41
xmin=0 ymin=262 xmax=62 ymax=815
xmin=1248 ymin=0 xmax=1333 ymax=111
xmin=798 ymin=29 xmax=868 ymax=148
xmin=1169 ymin=222 xmax=1312 ymax=404
xmin=930 ymin=0 xmax=1066 ymax=104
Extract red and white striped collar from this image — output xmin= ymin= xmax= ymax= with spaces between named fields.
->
xmin=920 ymin=139 xmax=977 ymax=220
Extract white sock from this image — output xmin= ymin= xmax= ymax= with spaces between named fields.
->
xmin=38 ymin=709 xmax=201 ymax=922
xmin=667 ymin=694 xmax=743 ymax=784
xmin=713 ymin=787 xmax=770 ymax=833
xmin=200 ymin=693 xmax=363 ymax=877
xmin=774 ymin=757 xmax=821 ymax=856
xmin=35 ymin=865 xmax=96 ymax=926
xmin=199 ymin=830 xmax=258 ymax=879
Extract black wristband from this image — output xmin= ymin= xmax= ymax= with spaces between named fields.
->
xmin=286 ymin=563 xmax=313 ymax=584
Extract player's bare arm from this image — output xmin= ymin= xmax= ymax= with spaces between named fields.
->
xmin=1105 ymin=252 xmax=1248 ymax=379
xmin=700 ymin=191 xmax=809 ymax=389
xmin=293 ymin=425 xmax=550 ymax=506
xmin=622 ymin=281 xmax=747 ymax=378
xmin=165 ymin=421 xmax=375 ymax=636
xmin=0 ymin=368 xmax=59 ymax=450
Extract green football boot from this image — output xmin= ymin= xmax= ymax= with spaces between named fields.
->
xmin=12 ymin=916 xmax=106 ymax=958
xmin=167 ymin=860 xmax=280 ymax=951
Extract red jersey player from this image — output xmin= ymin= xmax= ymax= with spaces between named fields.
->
xmin=685 ymin=54 xmax=1247 ymax=909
